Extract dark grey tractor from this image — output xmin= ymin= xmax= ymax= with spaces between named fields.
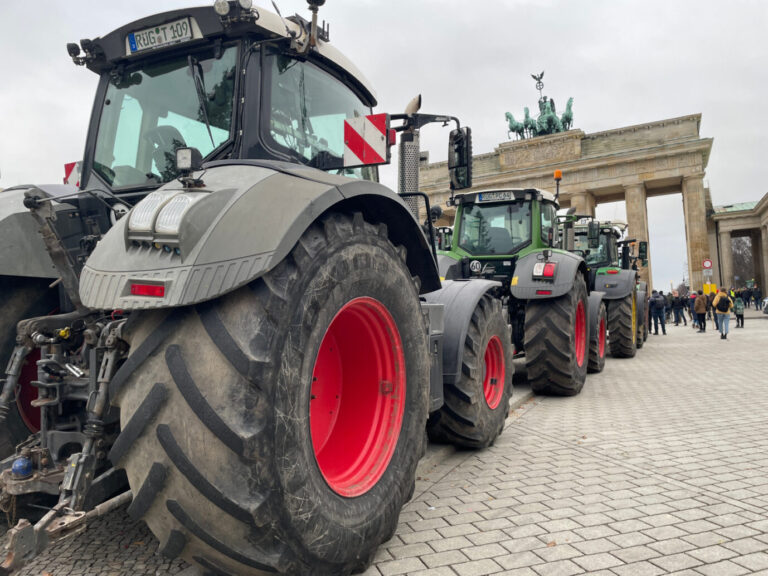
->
xmin=0 ymin=2 xmax=514 ymax=574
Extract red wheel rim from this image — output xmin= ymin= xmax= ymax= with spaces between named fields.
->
xmin=575 ymin=300 xmax=586 ymax=367
xmin=310 ymin=297 xmax=405 ymax=498
xmin=16 ymin=349 xmax=41 ymax=432
xmin=598 ymin=316 xmax=606 ymax=359
xmin=483 ymin=335 xmax=505 ymax=409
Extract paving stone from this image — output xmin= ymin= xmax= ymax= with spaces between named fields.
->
xmin=695 ymin=559 xmax=750 ymax=576
xmin=421 ymin=549 xmax=470 ymax=568
xmin=612 ymin=561 xmax=666 ymax=576
xmin=530 ymin=559 xmax=584 ymax=576
xmin=571 ymin=552 xmax=623 ymax=571
xmin=452 ymin=558 xmax=503 ymax=576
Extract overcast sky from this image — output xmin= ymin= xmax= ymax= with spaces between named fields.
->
xmin=1 ymin=0 xmax=766 ymax=289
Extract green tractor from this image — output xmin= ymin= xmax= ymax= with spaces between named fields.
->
xmin=571 ymin=219 xmax=648 ymax=357
xmin=436 ymin=176 xmax=605 ymax=397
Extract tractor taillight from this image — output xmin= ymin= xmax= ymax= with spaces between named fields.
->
xmin=130 ymin=283 xmax=165 ymax=297
xmin=533 ymin=262 xmax=557 ymax=280
xmin=607 ymin=269 xmax=619 ymax=274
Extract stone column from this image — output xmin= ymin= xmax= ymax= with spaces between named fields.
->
xmin=750 ymin=229 xmax=763 ymax=289
xmin=569 ymin=191 xmax=596 ymax=217
xmin=718 ymin=230 xmax=733 ymax=288
xmin=682 ymin=173 xmax=709 ymax=291
xmin=762 ymin=225 xmax=768 ymax=292
xmin=624 ymin=183 xmax=652 ymax=289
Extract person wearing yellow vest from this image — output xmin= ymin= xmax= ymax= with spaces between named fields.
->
xmin=712 ymin=287 xmax=733 ymax=340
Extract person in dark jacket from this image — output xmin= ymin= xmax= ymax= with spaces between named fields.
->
xmin=690 ymin=293 xmax=698 ymax=328
xmin=734 ymin=293 xmax=745 ymax=328
xmin=650 ymin=290 xmax=667 ymax=335
xmin=694 ymin=289 xmax=708 ymax=332
xmin=707 ymin=291 xmax=717 ymax=330
xmin=755 ymin=286 xmax=763 ymax=310
xmin=672 ymin=292 xmax=687 ymax=326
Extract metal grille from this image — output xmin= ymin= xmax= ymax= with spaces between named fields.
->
xmin=403 ymin=195 xmax=424 ymax=222
xmin=398 ymin=133 xmax=420 ymax=196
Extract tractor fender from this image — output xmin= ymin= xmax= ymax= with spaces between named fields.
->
xmin=594 ymin=269 xmax=637 ymax=301
xmin=509 ymin=250 xmax=586 ymax=300
xmin=437 ymin=253 xmax=461 ymax=279
xmin=0 ymin=185 xmax=77 ymax=278
xmin=80 ymin=160 xmax=439 ymax=310
xmin=588 ymin=291 xmax=606 ymax=338
xmin=422 ymin=279 xmax=504 ymax=387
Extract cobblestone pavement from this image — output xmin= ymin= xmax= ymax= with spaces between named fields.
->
xmin=5 ymin=309 xmax=768 ymax=575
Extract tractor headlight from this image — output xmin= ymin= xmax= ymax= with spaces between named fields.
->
xmin=154 ymin=193 xmax=207 ymax=235
xmin=214 ymin=0 xmax=231 ymax=16
xmin=128 ymin=191 xmax=179 ymax=232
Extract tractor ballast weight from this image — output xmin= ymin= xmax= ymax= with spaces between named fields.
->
xmin=509 ymin=251 xmax=588 ymax=300
xmin=76 ymin=160 xmax=440 ymax=310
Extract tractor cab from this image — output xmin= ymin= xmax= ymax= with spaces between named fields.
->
xmin=438 ymin=188 xmax=560 ymax=293
xmin=71 ymin=2 xmax=379 ymax=199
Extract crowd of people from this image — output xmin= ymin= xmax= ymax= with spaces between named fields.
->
xmin=645 ymin=284 xmax=762 ymax=341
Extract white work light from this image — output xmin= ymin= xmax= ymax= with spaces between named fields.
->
xmin=155 ymin=193 xmax=206 ymax=235
xmin=128 ymin=191 xmax=178 ymax=232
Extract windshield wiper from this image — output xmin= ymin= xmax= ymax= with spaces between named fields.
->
xmin=188 ymin=55 xmax=215 ymax=148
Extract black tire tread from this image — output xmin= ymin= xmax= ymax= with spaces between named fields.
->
xmin=427 ymin=296 xmax=513 ymax=449
xmin=587 ymin=302 xmax=607 ymax=374
xmin=114 ymin=212 xmax=426 ymax=576
xmin=524 ymin=277 xmax=589 ymax=396
xmin=608 ymin=293 xmax=637 ymax=358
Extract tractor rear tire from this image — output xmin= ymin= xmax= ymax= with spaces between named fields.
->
xmin=608 ymin=292 xmax=637 ymax=358
xmin=427 ymin=295 xmax=512 ymax=449
xmin=524 ymin=275 xmax=589 ymax=396
xmin=587 ymin=301 xmax=607 ymax=374
xmin=0 ymin=276 xmax=59 ymax=457
xmin=110 ymin=212 xmax=430 ymax=576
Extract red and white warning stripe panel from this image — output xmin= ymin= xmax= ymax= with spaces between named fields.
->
xmin=63 ymin=161 xmax=82 ymax=187
xmin=343 ymin=113 xmax=395 ymax=167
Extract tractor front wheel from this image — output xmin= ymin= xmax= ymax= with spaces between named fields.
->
xmin=427 ymin=295 xmax=513 ymax=449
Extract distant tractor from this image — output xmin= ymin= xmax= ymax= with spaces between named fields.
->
xmin=436 ymin=172 xmax=604 ymax=397
xmin=571 ymin=219 xmax=648 ymax=354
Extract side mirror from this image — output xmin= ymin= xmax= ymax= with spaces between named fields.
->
xmin=638 ymin=241 xmax=648 ymax=260
xmin=448 ymin=126 xmax=472 ymax=190
xmin=587 ymin=220 xmax=600 ymax=249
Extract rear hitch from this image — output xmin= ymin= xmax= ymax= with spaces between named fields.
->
xmin=0 ymin=491 xmax=131 ymax=575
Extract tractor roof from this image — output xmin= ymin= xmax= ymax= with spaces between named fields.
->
xmin=77 ymin=4 xmax=377 ymax=106
xmin=453 ymin=188 xmax=556 ymax=205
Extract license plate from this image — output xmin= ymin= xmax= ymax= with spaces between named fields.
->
xmin=478 ymin=191 xmax=513 ymax=202
xmin=128 ymin=18 xmax=192 ymax=54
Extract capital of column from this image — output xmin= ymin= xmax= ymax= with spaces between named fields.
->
xmin=682 ymin=172 xmax=706 ymax=183
xmin=623 ymin=182 xmax=646 ymax=194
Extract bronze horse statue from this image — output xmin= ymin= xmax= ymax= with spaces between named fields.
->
xmin=505 ymin=112 xmax=526 ymax=140
xmin=560 ymin=97 xmax=574 ymax=131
